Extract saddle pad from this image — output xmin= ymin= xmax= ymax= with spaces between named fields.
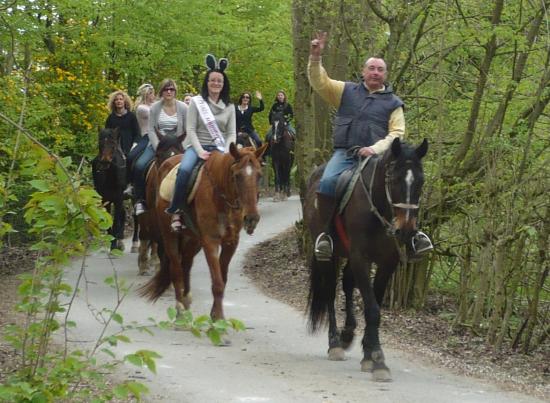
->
xmin=159 ymin=164 xmax=204 ymax=204
xmin=337 ymin=155 xmax=373 ymax=215
xmin=159 ymin=164 xmax=179 ymax=202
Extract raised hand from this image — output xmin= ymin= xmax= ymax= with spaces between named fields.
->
xmin=255 ymin=90 xmax=262 ymax=100
xmin=310 ymin=31 xmax=328 ymax=60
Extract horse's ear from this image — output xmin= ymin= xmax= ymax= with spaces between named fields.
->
xmin=255 ymin=143 xmax=269 ymax=160
xmin=229 ymin=142 xmax=240 ymax=160
xmin=416 ymin=138 xmax=428 ymax=159
xmin=391 ymin=137 xmax=401 ymax=157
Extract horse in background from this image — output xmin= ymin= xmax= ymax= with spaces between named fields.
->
xmin=139 ymin=143 xmax=267 ymax=324
xmin=269 ymin=111 xmax=294 ymax=201
xmin=303 ymin=138 xmax=428 ymax=382
xmin=136 ymin=131 xmax=185 ymax=275
xmin=236 ymin=127 xmax=258 ymax=149
xmin=92 ymin=128 xmax=126 ymax=251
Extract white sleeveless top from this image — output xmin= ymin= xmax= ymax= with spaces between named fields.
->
xmin=135 ymin=104 xmax=151 ymax=136
xmin=158 ymin=108 xmax=178 ymax=135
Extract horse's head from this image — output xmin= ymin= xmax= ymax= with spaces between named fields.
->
xmin=229 ymin=142 xmax=268 ymax=234
xmin=97 ymin=127 xmax=120 ymax=170
xmin=383 ymin=138 xmax=428 ymax=244
xmin=271 ymin=112 xmax=286 ymax=144
xmin=155 ymin=129 xmax=185 ymax=165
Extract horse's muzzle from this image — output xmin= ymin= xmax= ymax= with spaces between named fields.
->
xmin=243 ymin=214 xmax=260 ymax=235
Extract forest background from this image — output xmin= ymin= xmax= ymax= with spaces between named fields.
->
xmin=0 ymin=0 xmax=547 ymax=369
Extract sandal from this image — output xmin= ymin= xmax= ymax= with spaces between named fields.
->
xmin=170 ymin=215 xmax=184 ymax=233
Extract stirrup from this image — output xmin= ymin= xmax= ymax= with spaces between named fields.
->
xmin=314 ymin=232 xmax=333 ymax=262
xmin=170 ymin=215 xmax=185 ymax=233
xmin=411 ymin=231 xmax=433 ymax=256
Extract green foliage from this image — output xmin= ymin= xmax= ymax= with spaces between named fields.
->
xmin=160 ymin=306 xmax=245 ymax=346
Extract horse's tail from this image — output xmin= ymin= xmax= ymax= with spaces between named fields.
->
xmin=307 ymin=254 xmax=338 ymax=333
xmin=137 ymin=244 xmax=171 ymax=301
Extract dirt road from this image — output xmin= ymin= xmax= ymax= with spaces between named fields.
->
xmin=63 ymin=196 xmax=543 ymax=403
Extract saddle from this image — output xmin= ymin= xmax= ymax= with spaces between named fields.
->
xmin=159 ymin=160 xmax=205 ymax=204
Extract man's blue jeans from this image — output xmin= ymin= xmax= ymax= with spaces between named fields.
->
xmin=318 ymin=148 xmax=356 ymax=196
xmin=166 ymin=145 xmax=219 ymax=214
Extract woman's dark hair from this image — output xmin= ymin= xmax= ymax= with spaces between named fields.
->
xmin=200 ymin=70 xmax=231 ymax=105
xmin=238 ymin=92 xmax=252 ymax=105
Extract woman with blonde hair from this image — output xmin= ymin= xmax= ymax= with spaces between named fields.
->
xmin=105 ymin=90 xmax=140 ymax=192
xmin=124 ymin=83 xmax=156 ymax=197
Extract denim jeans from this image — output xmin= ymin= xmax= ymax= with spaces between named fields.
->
xmin=127 ymin=135 xmax=149 ymax=183
xmin=166 ymin=145 xmax=219 ymax=214
xmin=318 ymin=148 xmax=357 ymax=196
xmin=133 ymin=144 xmax=155 ymax=201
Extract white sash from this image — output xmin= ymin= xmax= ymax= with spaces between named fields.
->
xmin=193 ymin=96 xmax=226 ymax=152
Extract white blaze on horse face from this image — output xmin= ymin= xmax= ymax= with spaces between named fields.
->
xmin=245 ymin=164 xmax=253 ymax=176
xmin=405 ymin=169 xmax=414 ymax=221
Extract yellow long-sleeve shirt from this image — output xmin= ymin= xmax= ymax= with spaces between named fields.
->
xmin=307 ymin=57 xmax=405 ymax=154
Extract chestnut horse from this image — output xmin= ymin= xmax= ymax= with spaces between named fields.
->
xmin=304 ymin=138 xmax=428 ymax=381
xmin=139 ymin=143 xmax=268 ymax=320
xmin=137 ymin=132 xmax=186 ymax=275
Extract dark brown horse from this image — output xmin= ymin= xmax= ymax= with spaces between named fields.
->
xmin=140 ymin=143 xmax=268 ymax=321
xmin=304 ymin=138 xmax=428 ymax=381
xmin=269 ymin=111 xmax=294 ymax=201
xmin=92 ymin=128 xmax=126 ymax=251
xmin=137 ymin=132 xmax=185 ymax=275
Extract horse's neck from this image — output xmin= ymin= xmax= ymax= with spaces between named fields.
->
xmin=363 ymin=156 xmax=390 ymax=213
xmin=206 ymin=153 xmax=233 ymax=192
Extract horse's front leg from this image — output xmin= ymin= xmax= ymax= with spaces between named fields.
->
xmin=350 ymin=252 xmax=391 ymax=382
xmin=202 ymin=237 xmax=225 ymax=320
xmin=340 ymin=262 xmax=356 ymax=350
xmin=219 ymin=239 xmax=238 ymax=285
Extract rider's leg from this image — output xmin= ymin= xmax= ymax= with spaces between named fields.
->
xmin=133 ymin=145 xmax=155 ymax=215
xmin=166 ymin=148 xmax=199 ymax=231
xmin=251 ymin=130 xmax=262 ymax=147
xmin=314 ymin=149 xmax=354 ymax=261
xmin=125 ymin=135 xmax=149 ymax=198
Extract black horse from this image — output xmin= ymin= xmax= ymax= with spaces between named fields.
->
xmin=269 ymin=111 xmax=294 ymax=201
xmin=236 ymin=127 xmax=258 ymax=149
xmin=303 ymin=138 xmax=428 ymax=381
xmin=92 ymin=128 xmax=127 ymax=251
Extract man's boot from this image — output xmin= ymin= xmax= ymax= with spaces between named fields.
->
xmin=314 ymin=193 xmax=337 ymax=261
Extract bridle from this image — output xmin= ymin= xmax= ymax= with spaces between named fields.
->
xmin=357 ymin=154 xmax=419 ymax=234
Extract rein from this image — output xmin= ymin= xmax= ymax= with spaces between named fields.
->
xmin=357 ymin=155 xmax=416 ymax=264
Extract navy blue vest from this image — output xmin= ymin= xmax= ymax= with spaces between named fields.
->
xmin=333 ymin=82 xmax=403 ymax=149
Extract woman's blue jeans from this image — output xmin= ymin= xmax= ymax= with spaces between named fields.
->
xmin=166 ymin=145 xmax=219 ymax=214
xmin=133 ymin=144 xmax=155 ymax=202
xmin=318 ymin=148 xmax=356 ymax=196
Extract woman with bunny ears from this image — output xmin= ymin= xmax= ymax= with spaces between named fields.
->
xmin=166 ymin=54 xmax=236 ymax=232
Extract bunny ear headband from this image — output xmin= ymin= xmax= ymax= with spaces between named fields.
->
xmin=205 ymin=54 xmax=229 ymax=72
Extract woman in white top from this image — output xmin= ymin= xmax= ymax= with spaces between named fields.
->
xmin=133 ymin=79 xmax=187 ymax=215
xmin=125 ymin=83 xmax=156 ymax=197
xmin=166 ymin=55 xmax=236 ymax=232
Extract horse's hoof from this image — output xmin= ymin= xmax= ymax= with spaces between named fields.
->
xmin=273 ymin=195 xmax=279 ymax=202
xmin=340 ymin=330 xmax=355 ymax=350
xmin=138 ymin=269 xmax=151 ymax=276
xmin=182 ymin=293 xmax=192 ymax=310
xmin=372 ymin=368 xmax=392 ymax=382
xmin=328 ymin=347 xmax=345 ymax=361
xmin=360 ymin=359 xmax=373 ymax=372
